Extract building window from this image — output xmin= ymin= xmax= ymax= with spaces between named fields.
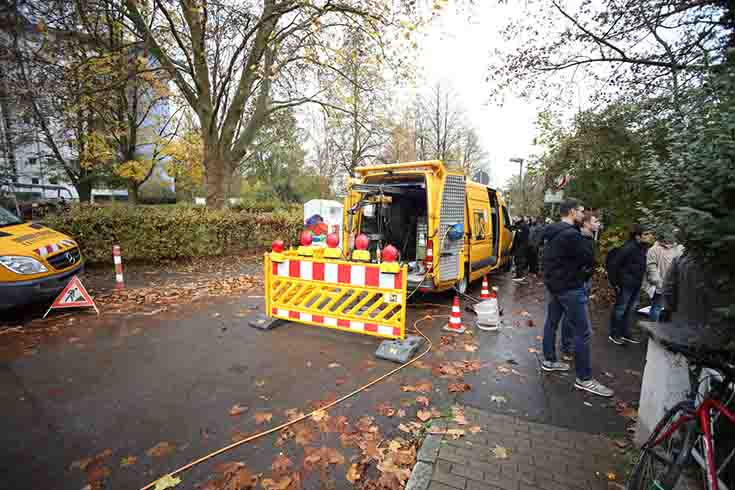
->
xmin=31 ymin=178 xmax=39 ymax=185
xmin=28 ymin=157 xmax=37 ymax=166
xmin=49 ymin=178 xmax=58 ymax=185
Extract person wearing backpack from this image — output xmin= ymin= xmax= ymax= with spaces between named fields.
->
xmin=541 ymin=199 xmax=614 ymax=398
xmin=607 ymin=224 xmax=654 ymax=345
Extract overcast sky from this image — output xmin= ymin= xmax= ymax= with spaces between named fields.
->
xmin=412 ymin=1 xmax=544 ymax=189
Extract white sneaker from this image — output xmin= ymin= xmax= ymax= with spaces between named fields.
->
xmin=541 ymin=360 xmax=570 ymax=372
xmin=574 ymin=378 xmax=614 ymax=397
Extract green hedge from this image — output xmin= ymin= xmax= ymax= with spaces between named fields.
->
xmin=43 ymin=205 xmax=303 ymax=264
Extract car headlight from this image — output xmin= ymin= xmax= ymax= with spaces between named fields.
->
xmin=0 ymin=256 xmax=48 ymax=275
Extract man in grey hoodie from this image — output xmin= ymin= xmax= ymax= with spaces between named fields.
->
xmin=644 ymin=230 xmax=684 ymax=322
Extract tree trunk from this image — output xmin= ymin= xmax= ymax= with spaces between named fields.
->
xmin=205 ymin=153 xmax=229 ymax=208
xmin=128 ymin=185 xmax=139 ymax=204
xmin=76 ymin=180 xmax=92 ymax=203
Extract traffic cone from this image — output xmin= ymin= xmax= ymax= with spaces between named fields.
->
xmin=443 ymin=296 xmax=466 ymax=334
xmin=480 ymin=276 xmax=490 ymax=300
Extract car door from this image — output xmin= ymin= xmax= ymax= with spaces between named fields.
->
xmin=468 ymin=199 xmax=493 ymax=281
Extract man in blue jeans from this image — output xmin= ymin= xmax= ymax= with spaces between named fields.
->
xmin=607 ymin=224 xmax=653 ymax=345
xmin=541 ymin=200 xmax=614 ymax=397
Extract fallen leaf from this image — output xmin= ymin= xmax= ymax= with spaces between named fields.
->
xmin=468 ymin=426 xmax=482 ymax=434
xmin=400 ymin=380 xmax=433 ymax=393
xmin=415 ymin=396 xmax=430 ymax=407
xmin=311 ymin=410 xmax=327 ymax=422
xmin=284 ymin=408 xmax=305 ymax=421
xmin=261 ymin=476 xmax=292 ymax=490
xmin=207 ymin=462 xmax=258 ymax=490
xmin=346 ymin=463 xmax=364 ymax=483
xmin=120 ymin=456 xmax=137 ymax=467
xmin=490 ymin=395 xmax=507 ymax=404
xmin=388 ymin=440 xmax=402 ymax=452
xmin=230 ymin=404 xmax=248 ymax=416
xmin=86 ymin=465 xmax=111 ymax=483
xmin=416 ymin=409 xmax=432 ymax=422
xmin=446 ymin=429 xmax=465 ymax=439
xmin=255 ymin=412 xmax=273 ymax=424
xmin=153 ymin=474 xmax=181 ymax=490
xmin=376 ymin=403 xmax=396 ymax=417
xmin=293 ymin=424 xmax=315 ymax=446
xmin=147 ymin=442 xmax=176 ymax=458
xmin=328 ymin=362 xmax=341 ymax=368
xmin=271 ymin=454 xmax=293 ymax=474
xmin=607 ymin=471 xmax=617 ymax=481
xmin=448 ymin=383 xmax=471 ymax=393
xmin=492 ymin=445 xmax=509 ymax=459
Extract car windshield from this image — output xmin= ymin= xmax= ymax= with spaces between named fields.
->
xmin=0 ymin=206 xmax=23 ymax=227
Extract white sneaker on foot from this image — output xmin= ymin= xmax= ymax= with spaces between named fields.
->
xmin=574 ymin=378 xmax=614 ymax=397
xmin=541 ymin=360 xmax=570 ymax=372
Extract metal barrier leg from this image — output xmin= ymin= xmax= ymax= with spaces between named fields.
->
xmin=249 ymin=254 xmax=284 ymax=331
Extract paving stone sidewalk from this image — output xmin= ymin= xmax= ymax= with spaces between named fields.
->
xmin=408 ymin=406 xmax=627 ymax=490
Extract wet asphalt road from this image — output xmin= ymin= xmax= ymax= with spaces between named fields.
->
xmin=0 ymin=271 xmax=646 ymax=490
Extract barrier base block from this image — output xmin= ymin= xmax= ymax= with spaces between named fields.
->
xmin=375 ymin=335 xmax=424 ymax=364
xmin=249 ymin=314 xmax=283 ymax=331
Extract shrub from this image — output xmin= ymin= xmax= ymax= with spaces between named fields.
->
xmin=43 ymin=204 xmax=303 ymax=264
xmin=640 ymin=64 xmax=735 ymax=322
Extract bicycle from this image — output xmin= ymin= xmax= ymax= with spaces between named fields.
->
xmin=627 ymin=343 xmax=735 ymax=490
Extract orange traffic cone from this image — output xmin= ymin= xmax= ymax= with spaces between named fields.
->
xmin=480 ymin=276 xmax=490 ymax=300
xmin=443 ymin=296 xmax=466 ymax=334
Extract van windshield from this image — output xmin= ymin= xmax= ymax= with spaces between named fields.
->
xmin=0 ymin=206 xmax=23 ymax=227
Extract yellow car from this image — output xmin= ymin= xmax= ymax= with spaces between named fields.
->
xmin=0 ymin=207 xmax=83 ymax=310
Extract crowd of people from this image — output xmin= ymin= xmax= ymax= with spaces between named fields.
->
xmin=524 ymin=199 xmax=687 ymax=398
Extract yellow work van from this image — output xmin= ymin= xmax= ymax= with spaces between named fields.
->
xmin=343 ymin=160 xmax=514 ymax=294
xmin=0 ymin=205 xmax=83 ymax=310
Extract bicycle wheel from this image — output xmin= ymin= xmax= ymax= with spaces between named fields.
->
xmin=628 ymin=402 xmax=698 ymax=490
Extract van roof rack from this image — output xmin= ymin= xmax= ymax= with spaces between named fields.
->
xmin=355 ymin=160 xmax=445 ymax=176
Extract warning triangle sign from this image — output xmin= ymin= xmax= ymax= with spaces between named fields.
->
xmin=44 ymin=275 xmax=99 ymax=318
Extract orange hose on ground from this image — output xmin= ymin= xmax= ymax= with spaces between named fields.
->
xmin=140 ymin=315 xmax=441 ymax=490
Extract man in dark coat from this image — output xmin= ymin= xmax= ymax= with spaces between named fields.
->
xmin=541 ymin=199 xmax=614 ymax=398
xmin=512 ymin=218 xmax=530 ymax=281
xmin=607 ymin=224 xmax=653 ymax=345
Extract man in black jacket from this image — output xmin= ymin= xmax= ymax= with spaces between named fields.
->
xmin=607 ymin=224 xmax=653 ymax=345
xmin=541 ymin=199 xmax=614 ymax=397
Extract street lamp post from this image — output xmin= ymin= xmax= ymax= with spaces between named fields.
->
xmin=510 ymin=157 xmax=524 ymax=215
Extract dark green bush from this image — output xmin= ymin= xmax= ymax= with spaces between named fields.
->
xmin=43 ymin=204 xmax=303 ymax=264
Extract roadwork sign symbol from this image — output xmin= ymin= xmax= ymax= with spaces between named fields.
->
xmin=43 ymin=275 xmax=99 ymax=318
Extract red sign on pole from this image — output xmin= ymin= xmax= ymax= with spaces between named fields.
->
xmin=43 ymin=275 xmax=99 ymax=318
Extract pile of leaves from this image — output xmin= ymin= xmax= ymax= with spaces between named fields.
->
xmin=43 ymin=205 xmax=303 ymax=264
xmin=95 ymin=275 xmax=260 ymax=313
